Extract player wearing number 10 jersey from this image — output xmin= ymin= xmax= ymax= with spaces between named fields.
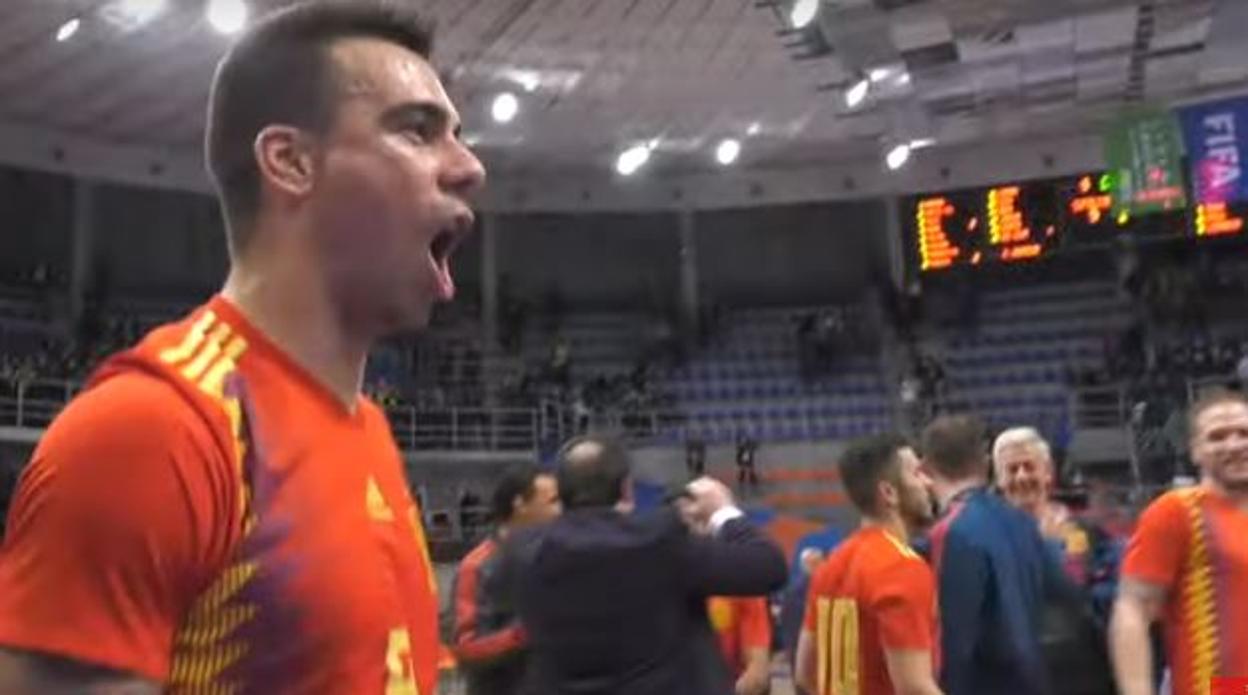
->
xmin=796 ymin=434 xmax=941 ymax=695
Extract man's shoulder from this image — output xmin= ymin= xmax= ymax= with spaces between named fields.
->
xmin=462 ymin=536 xmax=500 ymax=571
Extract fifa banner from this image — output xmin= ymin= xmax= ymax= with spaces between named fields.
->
xmin=1103 ymin=108 xmax=1187 ymax=216
xmin=1178 ymin=95 xmax=1248 ymax=205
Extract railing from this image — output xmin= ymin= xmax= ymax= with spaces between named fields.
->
xmin=1070 ymin=384 xmax=1131 ymax=428
xmin=0 ymin=378 xmax=540 ymax=454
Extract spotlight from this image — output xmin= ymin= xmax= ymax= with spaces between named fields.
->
xmin=715 ymin=138 xmax=741 ymax=166
xmin=845 ymin=78 xmax=870 ymax=109
xmin=789 ymin=0 xmax=819 ymax=29
xmin=491 ymin=92 xmax=519 ymax=124
xmin=55 ymin=18 xmax=81 ymax=42
xmin=616 ymin=144 xmax=651 ymax=176
xmin=869 ymin=66 xmax=893 ymax=83
xmin=747 ymin=122 xmax=761 ymax=136
xmin=885 ymin=143 xmax=911 ymax=171
xmin=207 ymin=0 xmax=247 ymax=34
xmin=909 ymin=138 xmax=936 ymax=150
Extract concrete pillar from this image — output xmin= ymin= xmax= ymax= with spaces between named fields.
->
xmin=68 ymin=180 xmax=96 ymax=326
xmin=677 ymin=207 xmax=699 ymax=338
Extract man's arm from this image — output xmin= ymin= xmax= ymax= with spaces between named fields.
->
xmin=734 ymin=596 xmax=773 ymax=695
xmin=0 ymin=649 xmax=159 ymax=695
xmin=678 ymin=478 xmax=787 ymax=596
xmin=934 ymin=532 xmax=988 ymax=695
xmin=883 ymin=649 xmax=943 ymax=695
xmin=1109 ymin=579 xmax=1165 ymax=695
xmin=736 ymin=647 xmax=770 ymax=695
xmin=450 ymin=550 xmax=527 ymax=666
xmin=0 ymin=373 xmax=233 ymax=687
xmin=681 ymin=517 xmax=788 ymax=596
xmin=794 ymin=629 xmax=817 ymax=695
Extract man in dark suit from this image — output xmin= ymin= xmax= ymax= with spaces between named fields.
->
xmin=500 ymin=434 xmax=788 ymax=695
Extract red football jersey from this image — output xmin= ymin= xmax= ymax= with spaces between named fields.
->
xmin=803 ymin=526 xmax=938 ymax=695
xmin=0 ymin=297 xmax=439 ymax=694
xmin=1121 ymin=488 xmax=1248 ymax=695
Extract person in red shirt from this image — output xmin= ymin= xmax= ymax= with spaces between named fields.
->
xmin=796 ymin=433 xmax=941 ymax=695
xmin=707 ymin=595 xmax=772 ymax=695
xmin=0 ymin=2 xmax=485 ymax=692
xmin=1110 ymin=389 xmax=1248 ymax=695
xmin=451 ymin=466 xmax=561 ymax=695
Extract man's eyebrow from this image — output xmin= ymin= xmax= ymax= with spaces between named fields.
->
xmin=380 ymin=101 xmax=460 ymax=136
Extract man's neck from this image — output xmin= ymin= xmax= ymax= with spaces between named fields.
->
xmin=221 ymin=254 xmax=370 ymax=411
xmin=861 ymin=513 xmax=910 ymax=544
xmin=935 ymin=477 xmax=984 ymax=511
xmin=1203 ymin=479 xmax=1248 ymax=512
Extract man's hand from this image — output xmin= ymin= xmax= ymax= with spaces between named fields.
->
xmin=685 ymin=477 xmax=735 ymax=526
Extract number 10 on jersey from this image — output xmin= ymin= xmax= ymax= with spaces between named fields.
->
xmin=815 ymin=597 xmax=860 ymax=695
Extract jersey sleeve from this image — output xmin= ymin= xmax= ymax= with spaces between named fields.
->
xmin=1120 ymin=492 xmax=1190 ymax=590
xmin=872 ymin=558 xmax=937 ymax=652
xmin=0 ymin=372 xmax=237 ymax=681
xmin=737 ymin=596 xmax=772 ymax=651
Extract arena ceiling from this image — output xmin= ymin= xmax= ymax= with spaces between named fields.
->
xmin=0 ymin=0 xmax=1246 ymax=181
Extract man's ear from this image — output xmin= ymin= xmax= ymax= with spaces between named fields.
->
xmin=254 ymin=125 xmax=318 ymax=201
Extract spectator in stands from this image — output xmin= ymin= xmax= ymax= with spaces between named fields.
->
xmin=1110 ymin=389 xmax=1248 ymax=695
xmin=499 ymin=435 xmax=787 ymax=695
xmin=686 ymin=438 xmax=707 ymax=478
xmin=795 ymin=433 xmax=940 ymax=695
xmin=452 ymin=466 xmax=561 ymax=695
xmin=921 ymin=415 xmax=1072 ymax=695
xmin=736 ymin=433 xmax=759 ymax=490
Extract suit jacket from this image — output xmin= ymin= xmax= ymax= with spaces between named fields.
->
xmin=499 ymin=507 xmax=788 ymax=695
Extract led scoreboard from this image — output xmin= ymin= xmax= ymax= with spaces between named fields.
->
xmin=913 ymin=181 xmax=1060 ymax=271
xmin=907 ymin=171 xmax=1207 ymax=274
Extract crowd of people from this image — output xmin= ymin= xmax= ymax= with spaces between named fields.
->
xmin=446 ymin=390 xmax=1248 ymax=695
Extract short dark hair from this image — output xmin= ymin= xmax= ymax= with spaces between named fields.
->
xmin=555 ymin=435 xmax=631 ymax=510
xmin=205 ymin=0 xmax=435 ymax=253
xmin=490 ymin=465 xmax=544 ymax=524
xmin=839 ymin=433 xmax=909 ymax=516
xmin=921 ymin=414 xmax=989 ymax=480
xmin=1189 ymin=388 xmax=1248 ymax=437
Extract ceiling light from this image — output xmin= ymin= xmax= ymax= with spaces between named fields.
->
xmin=886 ymin=143 xmax=912 ymax=171
xmin=895 ymin=71 xmax=912 ymax=87
xmin=111 ymin=0 xmax=166 ymax=27
xmin=516 ymin=72 xmax=540 ymax=92
xmin=869 ymin=67 xmax=893 ymax=83
xmin=616 ymin=144 xmax=651 ymax=176
xmin=845 ymin=78 xmax=870 ymax=109
xmin=909 ymin=138 xmax=935 ymax=150
xmin=55 ymin=18 xmax=80 ymax=42
xmin=715 ymin=138 xmax=741 ymax=166
xmin=747 ymin=122 xmax=761 ymax=136
xmin=491 ymin=92 xmax=519 ymax=123
xmin=789 ymin=0 xmax=819 ymax=29
xmin=207 ymin=0 xmax=247 ymax=34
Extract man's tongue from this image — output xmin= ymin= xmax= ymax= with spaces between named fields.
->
xmin=434 ymin=256 xmax=455 ymax=301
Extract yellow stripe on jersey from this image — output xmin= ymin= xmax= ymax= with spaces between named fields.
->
xmin=1179 ymin=490 xmax=1220 ymax=695
xmin=816 ymin=597 xmax=831 ymax=695
xmin=182 ymin=323 xmax=234 ymax=383
xmin=169 ymin=561 xmax=259 ymax=690
xmin=159 ymin=310 xmax=217 ymax=366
